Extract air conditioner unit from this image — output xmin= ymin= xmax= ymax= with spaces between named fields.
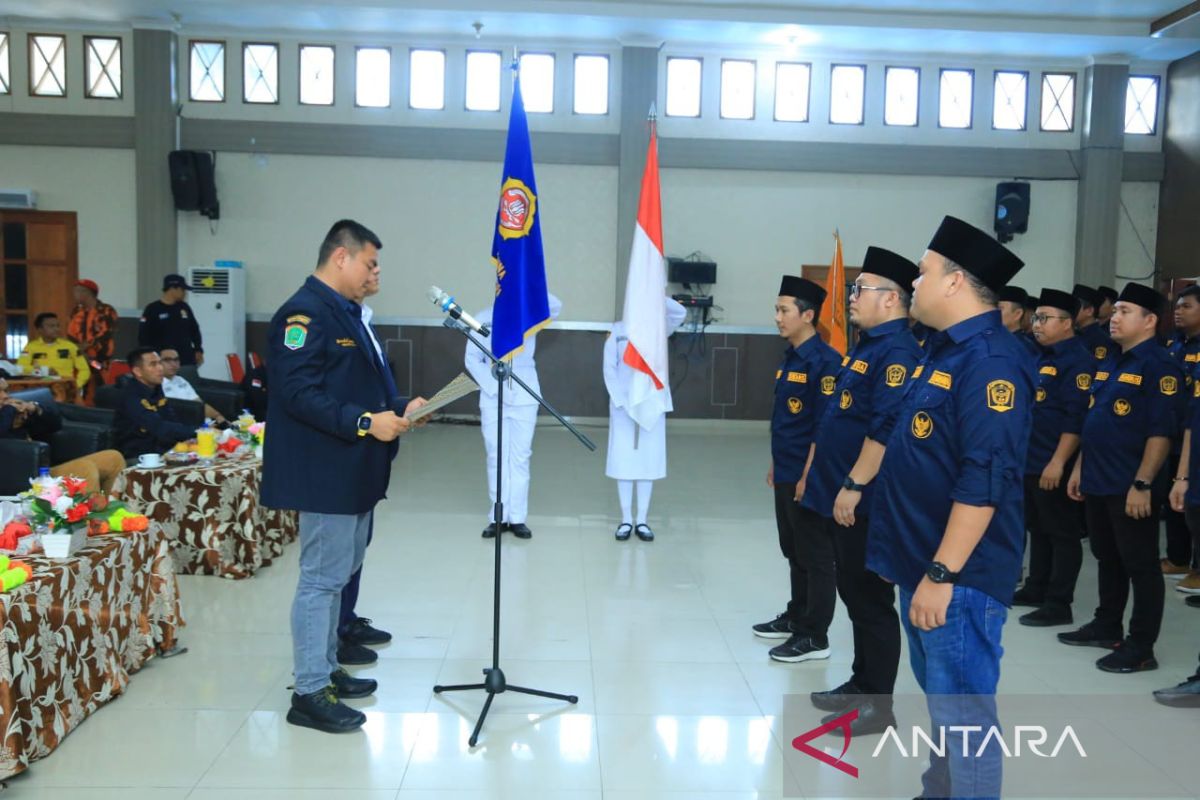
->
xmin=187 ymin=264 xmax=246 ymax=381
xmin=0 ymin=190 xmax=37 ymax=209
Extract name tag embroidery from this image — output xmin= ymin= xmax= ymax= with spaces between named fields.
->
xmin=787 ymin=371 xmax=807 ymax=383
xmin=1117 ymin=373 xmax=1143 ymax=386
xmin=336 ymin=338 xmax=357 ymax=348
xmin=928 ymin=370 xmax=953 ymax=390
xmin=1095 ymin=371 xmax=1110 ymax=381
xmin=850 ymin=359 xmax=869 ymax=374
xmin=1039 ymin=365 xmax=1058 ymax=376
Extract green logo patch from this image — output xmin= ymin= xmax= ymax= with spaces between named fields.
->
xmin=284 ymin=323 xmax=308 ymax=350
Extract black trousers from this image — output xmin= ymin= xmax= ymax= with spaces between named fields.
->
xmin=1184 ymin=507 xmax=1200 ymax=574
xmin=1084 ymin=495 xmax=1166 ymax=648
xmin=773 ymin=483 xmax=837 ymax=641
xmin=1022 ymin=474 xmax=1084 ymax=606
xmin=829 ymin=512 xmax=900 ymax=696
xmin=1165 ymin=452 xmax=1196 ymax=567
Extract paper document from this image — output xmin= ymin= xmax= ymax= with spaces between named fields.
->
xmin=405 ymin=372 xmax=479 ymax=421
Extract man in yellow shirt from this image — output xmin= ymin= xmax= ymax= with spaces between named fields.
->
xmin=18 ymin=313 xmax=90 ymax=392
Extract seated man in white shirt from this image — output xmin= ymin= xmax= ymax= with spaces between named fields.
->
xmin=159 ymin=347 xmax=227 ymax=425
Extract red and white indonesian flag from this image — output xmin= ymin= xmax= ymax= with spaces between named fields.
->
xmin=620 ymin=123 xmax=672 ymax=430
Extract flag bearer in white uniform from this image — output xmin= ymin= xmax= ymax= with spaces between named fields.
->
xmin=465 ymin=293 xmax=562 ymax=540
xmin=605 ymin=297 xmax=687 ymax=541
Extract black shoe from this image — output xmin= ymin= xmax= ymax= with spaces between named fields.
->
xmin=823 ymin=699 xmax=896 ymax=736
xmin=810 ymin=679 xmax=863 ymax=712
xmin=769 ymin=634 xmax=831 ymax=663
xmin=1096 ymin=641 xmax=1158 ymax=673
xmin=482 ymin=523 xmax=500 ymax=539
xmin=343 ymin=617 xmax=392 ymax=646
xmin=330 ymin=667 xmax=377 ymax=699
xmin=614 ymin=523 xmax=633 ymax=541
xmin=751 ymin=613 xmax=793 ymax=639
xmin=287 ymin=686 xmax=366 ymax=733
xmin=509 ymin=523 xmax=532 ymax=539
xmin=1057 ymin=620 xmax=1122 ymax=649
xmin=634 ymin=523 xmax=654 ymax=542
xmin=1152 ymin=674 xmax=1200 ymax=707
xmin=1018 ymin=604 xmax=1073 ymax=627
xmin=1187 ymin=595 xmax=1200 ymax=608
xmin=1011 ymin=586 xmax=1044 ymax=607
xmin=337 ymin=640 xmax=378 ymax=665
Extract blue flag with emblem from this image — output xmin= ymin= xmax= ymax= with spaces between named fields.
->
xmin=490 ymin=66 xmax=551 ymax=362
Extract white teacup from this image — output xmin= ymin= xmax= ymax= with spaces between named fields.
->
xmin=138 ymin=452 xmax=163 ymax=468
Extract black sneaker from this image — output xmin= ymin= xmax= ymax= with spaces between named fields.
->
xmin=509 ymin=523 xmax=532 ymax=539
xmin=482 ymin=523 xmax=500 ymax=539
xmin=1186 ymin=595 xmax=1200 ymax=608
xmin=810 ymin=679 xmax=863 ymax=712
xmin=343 ymin=617 xmax=392 ymax=646
xmin=1057 ymin=620 xmax=1122 ymax=649
xmin=287 ymin=686 xmax=366 ymax=733
xmin=1011 ymin=586 xmax=1044 ymax=607
xmin=751 ymin=613 xmax=793 ymax=639
xmin=822 ymin=698 xmax=896 ymax=736
xmin=1096 ymin=641 xmax=1158 ymax=673
xmin=769 ymin=634 xmax=831 ymax=663
xmin=1152 ymin=674 xmax=1200 ymax=707
xmin=1018 ymin=604 xmax=1073 ymax=627
xmin=330 ymin=667 xmax=377 ymax=699
xmin=337 ymin=640 xmax=378 ymax=665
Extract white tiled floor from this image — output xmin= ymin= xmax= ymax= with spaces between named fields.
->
xmin=6 ymin=424 xmax=1198 ymax=798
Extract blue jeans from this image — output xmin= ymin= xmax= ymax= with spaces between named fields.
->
xmin=291 ymin=511 xmax=372 ymax=694
xmin=338 ymin=515 xmax=374 ymax=638
xmin=899 ymin=585 xmax=1006 ymax=800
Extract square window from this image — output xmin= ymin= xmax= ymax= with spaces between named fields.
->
xmin=939 ymin=68 xmax=974 ymax=129
xmin=29 ymin=34 xmax=66 ymax=97
xmin=355 ymin=46 xmax=391 ymax=108
xmin=992 ymin=70 xmax=1027 ymax=130
xmin=830 ymin=64 xmax=865 ymax=125
xmin=720 ymin=59 xmax=755 ymax=120
xmin=884 ymin=66 xmax=919 ymax=126
xmin=466 ymin=50 xmax=502 ymax=111
xmin=1125 ymin=75 xmax=1159 ymax=135
xmin=774 ymin=62 xmax=810 ymax=122
xmin=190 ymin=41 xmax=225 ymax=102
xmin=666 ymin=57 xmax=702 ymax=118
xmin=573 ymin=54 xmax=609 ymax=115
xmin=85 ymin=36 xmax=121 ymax=99
xmin=299 ymin=45 xmax=335 ymax=106
xmin=409 ymin=49 xmax=445 ymax=110
xmin=243 ymin=43 xmax=278 ymax=104
xmin=1040 ymin=72 xmax=1075 ymax=132
xmin=518 ymin=52 xmax=554 ymax=113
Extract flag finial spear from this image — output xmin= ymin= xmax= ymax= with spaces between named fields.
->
xmin=648 ymin=102 xmax=657 ymax=122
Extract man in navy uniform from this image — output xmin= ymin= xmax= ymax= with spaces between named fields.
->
xmin=262 ymin=220 xmax=426 ymax=734
xmin=1065 ymin=282 xmax=1180 ymax=673
xmin=139 ymin=274 xmax=205 ymax=368
xmin=801 ymin=247 xmax=921 ymax=734
xmin=1097 ymin=285 xmax=1118 ymax=326
xmin=752 ymin=276 xmax=841 ymax=663
xmin=997 ymin=285 xmax=1039 ymax=359
xmin=1163 ymin=285 xmax=1200 ymax=581
xmin=1073 ymin=284 xmax=1112 ymax=364
xmin=1013 ymin=289 xmax=1091 ymax=627
xmin=867 ymin=216 xmax=1030 ymax=799
xmin=114 ymin=347 xmax=197 ymax=458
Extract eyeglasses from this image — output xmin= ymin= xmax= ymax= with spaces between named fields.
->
xmin=1030 ymin=313 xmax=1071 ymax=324
xmin=849 ymin=284 xmax=894 ymax=299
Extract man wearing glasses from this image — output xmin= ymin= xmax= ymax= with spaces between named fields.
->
xmin=1012 ymin=289 xmax=1091 ymax=628
xmin=158 ymin=347 xmax=227 ymax=426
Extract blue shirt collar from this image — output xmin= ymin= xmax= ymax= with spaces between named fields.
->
xmin=1046 ymin=335 xmax=1079 ymax=355
xmin=1118 ymin=335 xmax=1160 ymax=361
xmin=789 ymin=333 xmax=824 ymax=357
xmin=942 ymin=309 xmax=1004 ymax=345
xmin=860 ymin=317 xmax=910 ymax=341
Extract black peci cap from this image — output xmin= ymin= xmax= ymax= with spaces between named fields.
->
xmin=926 ymin=216 xmax=1024 ymax=292
xmin=1072 ymin=284 xmax=1101 ymax=310
xmin=861 ymin=246 xmax=919 ymax=289
xmin=1117 ymin=282 xmax=1167 ymax=315
xmin=1097 ymin=285 xmax=1118 ymax=305
xmin=1037 ymin=288 xmax=1080 ymax=316
xmin=779 ymin=275 xmax=827 ymax=310
xmin=997 ymin=285 xmax=1029 ymax=305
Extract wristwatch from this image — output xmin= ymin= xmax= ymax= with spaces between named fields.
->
xmin=926 ymin=561 xmax=960 ymax=584
xmin=1132 ymin=478 xmax=1152 ymax=492
xmin=356 ymin=412 xmax=373 ymax=438
xmin=842 ymin=476 xmax=867 ymax=492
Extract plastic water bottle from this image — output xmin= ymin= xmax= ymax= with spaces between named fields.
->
xmin=37 ymin=467 xmax=51 ymax=478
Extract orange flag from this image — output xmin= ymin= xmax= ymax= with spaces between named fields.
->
xmin=818 ymin=231 xmax=848 ymax=354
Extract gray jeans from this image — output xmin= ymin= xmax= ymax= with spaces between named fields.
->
xmin=291 ymin=510 xmax=372 ymax=695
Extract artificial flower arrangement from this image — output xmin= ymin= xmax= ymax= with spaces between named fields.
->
xmin=14 ymin=474 xmax=150 ymax=557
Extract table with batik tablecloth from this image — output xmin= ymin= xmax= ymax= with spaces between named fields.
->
xmin=113 ymin=455 xmax=298 ymax=579
xmin=0 ymin=523 xmax=182 ymax=780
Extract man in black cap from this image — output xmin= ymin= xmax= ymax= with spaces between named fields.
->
xmin=139 ymin=274 xmax=205 ymax=368
xmin=998 ymin=285 xmax=1039 ymax=359
xmin=1073 ymin=284 xmax=1112 ymax=363
xmin=1013 ymin=288 xmax=1091 ymax=627
xmin=1097 ymin=285 xmax=1118 ymax=326
xmin=753 ymin=275 xmax=842 ymax=663
xmin=1065 ymin=282 xmax=1181 ymax=673
xmin=801 ymin=247 xmax=922 ymax=734
xmin=867 ymin=216 xmax=1031 ymax=799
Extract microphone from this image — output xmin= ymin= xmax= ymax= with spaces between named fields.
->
xmin=427 ymin=286 xmax=490 ymax=336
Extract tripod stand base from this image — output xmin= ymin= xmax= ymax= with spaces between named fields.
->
xmin=434 ymin=667 xmax=579 ymax=747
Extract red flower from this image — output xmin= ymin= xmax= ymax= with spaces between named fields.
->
xmin=63 ymin=477 xmax=89 ymax=496
xmin=65 ymin=503 xmax=89 ymax=523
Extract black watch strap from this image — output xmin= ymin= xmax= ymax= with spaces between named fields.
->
xmin=926 ymin=561 xmax=959 ymax=584
xmin=842 ymin=476 xmax=867 ymax=492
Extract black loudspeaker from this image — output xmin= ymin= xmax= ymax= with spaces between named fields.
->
xmin=994 ymin=181 xmax=1030 ymax=243
xmin=167 ymin=150 xmax=220 ymax=220
xmin=193 ymin=151 xmax=220 ymax=221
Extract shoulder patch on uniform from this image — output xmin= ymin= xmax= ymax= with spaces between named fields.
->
xmin=884 ymin=364 xmax=907 ymax=387
xmin=1160 ymin=375 xmax=1179 ymax=396
xmin=986 ymin=379 xmax=1015 ymax=412
xmin=928 ymin=370 xmax=953 ymax=390
xmin=287 ymin=314 xmax=312 ymax=325
xmin=1076 ymin=373 xmax=1092 ymax=390
xmin=820 ymin=375 xmax=836 ymax=395
xmin=284 ymin=323 xmax=308 ymax=351
xmin=1118 ymin=373 xmax=1143 ymax=386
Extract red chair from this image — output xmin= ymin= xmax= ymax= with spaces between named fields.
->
xmin=226 ymin=353 xmax=245 ymax=384
xmin=104 ymin=360 xmax=131 ymax=383
xmin=248 ymin=351 xmax=264 ymax=370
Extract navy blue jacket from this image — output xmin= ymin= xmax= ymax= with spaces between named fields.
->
xmin=114 ymin=379 xmax=195 ymax=457
xmin=1026 ymin=336 xmax=1092 ymax=475
xmin=260 ymin=276 xmax=408 ymax=515
xmin=867 ymin=310 xmax=1033 ymax=606
xmin=1077 ymin=322 xmax=1114 ymax=364
xmin=802 ymin=318 xmax=922 ymax=518
xmin=770 ymin=335 xmax=842 ymax=484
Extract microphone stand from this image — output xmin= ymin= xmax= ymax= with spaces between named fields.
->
xmin=433 ymin=317 xmax=596 ymax=747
